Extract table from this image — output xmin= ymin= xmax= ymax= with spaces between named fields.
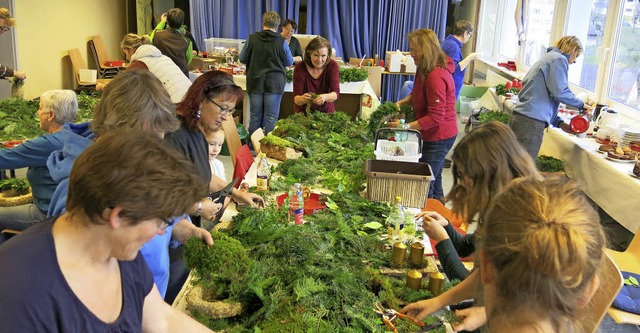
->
xmin=188 ymin=72 xmax=381 ymax=130
xmin=539 ymin=128 xmax=640 ymax=232
xmin=477 ymin=87 xmax=516 ymax=114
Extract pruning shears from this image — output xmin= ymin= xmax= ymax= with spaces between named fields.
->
xmin=373 ymin=301 xmax=438 ymax=332
xmin=211 ymin=177 xmax=239 ymax=203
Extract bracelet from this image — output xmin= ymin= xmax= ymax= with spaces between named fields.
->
xmin=195 ymin=201 xmax=202 ymax=217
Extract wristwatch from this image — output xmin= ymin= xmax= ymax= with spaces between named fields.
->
xmin=195 ymin=200 xmax=202 ymax=217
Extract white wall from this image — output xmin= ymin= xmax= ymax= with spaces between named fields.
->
xmin=13 ymin=0 xmax=126 ymax=99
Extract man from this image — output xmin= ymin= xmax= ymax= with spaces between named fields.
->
xmin=0 ymin=7 xmax=26 ymax=80
xmin=151 ymin=8 xmax=193 ymax=77
xmin=441 ymin=20 xmax=478 ymax=99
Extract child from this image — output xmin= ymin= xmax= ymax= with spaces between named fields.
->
xmin=205 ymin=128 xmax=226 ymax=180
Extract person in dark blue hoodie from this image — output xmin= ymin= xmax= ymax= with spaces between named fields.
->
xmin=240 ymin=11 xmax=293 ymax=137
xmin=45 ymin=69 xmax=217 ymax=299
xmin=0 ymin=90 xmax=77 ymax=228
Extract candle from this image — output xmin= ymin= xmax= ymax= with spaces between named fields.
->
xmin=409 ymin=242 xmax=424 ymax=266
xmin=406 ymin=269 xmax=422 ymax=290
xmin=429 ymin=272 xmax=445 ymax=296
xmin=391 ymin=242 xmax=407 ymax=266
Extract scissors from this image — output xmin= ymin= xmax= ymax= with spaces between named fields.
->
xmin=211 ymin=178 xmax=239 ymax=203
xmin=373 ymin=301 xmax=429 ymax=332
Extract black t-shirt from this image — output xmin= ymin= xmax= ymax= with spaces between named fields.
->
xmin=164 ymin=121 xmax=211 ymax=196
xmin=0 ymin=217 xmax=154 ymax=332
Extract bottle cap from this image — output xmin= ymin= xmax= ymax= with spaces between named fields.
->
xmin=394 ymin=196 xmax=402 ymax=202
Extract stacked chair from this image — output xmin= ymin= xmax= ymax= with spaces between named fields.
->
xmin=68 ymin=48 xmax=111 ymax=90
xmin=88 ymin=35 xmax=123 ymax=79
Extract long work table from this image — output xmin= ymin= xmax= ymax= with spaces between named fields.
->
xmin=539 ymin=128 xmax=640 ymax=233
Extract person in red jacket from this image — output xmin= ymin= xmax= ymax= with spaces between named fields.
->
xmin=395 ymin=28 xmax=458 ymax=201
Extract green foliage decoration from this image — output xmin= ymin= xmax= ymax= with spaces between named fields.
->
xmin=535 ymin=155 xmax=565 ymax=173
xmin=0 ymin=178 xmax=30 ymax=195
xmin=285 ymin=66 xmax=368 ymax=84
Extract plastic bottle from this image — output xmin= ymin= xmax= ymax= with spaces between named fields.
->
xmin=256 ymin=153 xmax=270 ymax=192
xmin=289 ymin=183 xmax=305 ymax=225
xmin=387 ymin=196 xmax=405 ymax=240
xmin=395 ymin=119 xmax=409 ymax=142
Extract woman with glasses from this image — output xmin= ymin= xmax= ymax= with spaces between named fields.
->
xmin=0 ymin=90 xmax=77 ymax=229
xmin=166 ymin=70 xmax=265 ymax=227
xmin=0 ymin=8 xmax=26 ymax=80
xmin=281 ymin=19 xmax=303 ymax=64
xmin=0 ymin=130 xmax=214 ymax=332
xmin=44 ymin=70 xmax=215 ymax=302
xmin=440 ymin=20 xmax=479 ymax=99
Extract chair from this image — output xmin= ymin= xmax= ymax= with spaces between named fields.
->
xmin=221 ymin=117 xmax=242 ymax=167
xmin=250 ymin=128 xmax=265 ymax=155
xmin=606 ymin=228 xmax=640 ymax=325
xmin=68 ymin=49 xmax=111 ymax=89
xmin=89 ymin=35 xmax=122 ymax=79
xmin=232 ymin=144 xmax=255 ymax=188
xmin=583 ymin=253 xmax=624 ymax=333
xmin=423 ymin=198 xmax=465 ymax=230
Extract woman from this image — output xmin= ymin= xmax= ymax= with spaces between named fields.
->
xmin=165 ymin=70 xmax=265 ymax=227
xmin=403 ymin=178 xmax=605 ymax=333
xmin=293 ymin=36 xmax=340 ymax=114
xmin=457 ymin=176 xmax=605 ymax=332
xmin=281 ymin=19 xmax=303 ymax=64
xmin=396 ymin=28 xmax=458 ymax=201
xmin=0 ymin=130 xmax=213 ymax=332
xmin=97 ymin=33 xmax=192 ymax=104
xmin=46 ymin=70 xmax=215 ymax=300
xmin=0 ymin=8 xmax=26 ymax=81
xmin=440 ymin=20 xmax=478 ymax=99
xmin=510 ymin=36 xmax=593 ymax=160
xmin=418 ymin=121 xmax=540 ymax=281
xmin=239 ymin=11 xmax=293 ymax=136
xmin=0 ymin=90 xmax=77 ymax=227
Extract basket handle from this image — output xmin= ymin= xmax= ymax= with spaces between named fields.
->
xmin=374 ymin=127 xmax=423 ymax=154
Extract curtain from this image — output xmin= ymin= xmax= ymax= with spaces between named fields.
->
xmin=306 ymin=0 xmax=448 ymax=102
xmin=189 ymin=0 xmax=300 ymax=51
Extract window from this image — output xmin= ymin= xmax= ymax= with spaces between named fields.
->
xmin=565 ymin=0 xmax=610 ymax=91
xmin=522 ymin=0 xmax=555 ymax=66
xmin=477 ymin=0 xmax=640 ymax=115
xmin=608 ymin=0 xmax=640 ymax=109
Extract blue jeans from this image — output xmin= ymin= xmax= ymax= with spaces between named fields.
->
xmin=421 ymin=136 xmax=457 ymax=200
xmin=248 ymin=93 xmax=283 ymax=136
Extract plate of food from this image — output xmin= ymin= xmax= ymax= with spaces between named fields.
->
xmin=605 ymin=155 xmax=635 ymax=163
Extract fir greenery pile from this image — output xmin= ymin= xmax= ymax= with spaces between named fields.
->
xmin=185 ymin=111 xmax=455 ymax=332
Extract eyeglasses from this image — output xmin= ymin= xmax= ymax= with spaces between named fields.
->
xmin=206 ymin=96 xmax=236 ymax=116
xmin=159 ymin=217 xmax=175 ymax=230
xmin=466 ymin=31 xmax=473 ymax=38
xmin=36 ymin=109 xmax=51 ymax=116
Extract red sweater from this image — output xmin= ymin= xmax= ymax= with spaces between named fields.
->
xmin=293 ymin=59 xmax=340 ymax=113
xmin=412 ymin=57 xmax=458 ymax=141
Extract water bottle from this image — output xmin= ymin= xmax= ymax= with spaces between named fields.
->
xmin=289 ymin=183 xmax=305 ymax=225
xmin=395 ymin=119 xmax=409 ymax=142
xmin=387 ymin=196 xmax=405 ymax=240
xmin=256 ymin=153 xmax=270 ymax=192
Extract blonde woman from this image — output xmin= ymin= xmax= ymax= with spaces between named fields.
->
xmin=395 ymin=28 xmax=457 ymax=202
xmin=462 ymin=176 xmax=605 ymax=332
xmin=404 ymin=176 xmax=606 ymax=333
xmin=510 ymin=36 xmax=593 ymax=159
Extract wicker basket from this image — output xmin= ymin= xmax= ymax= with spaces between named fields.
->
xmin=0 ymin=188 xmax=33 ymax=207
xmin=364 ymin=160 xmax=432 ymax=208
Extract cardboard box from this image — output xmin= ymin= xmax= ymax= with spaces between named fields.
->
xmin=385 ymin=51 xmax=417 ymax=73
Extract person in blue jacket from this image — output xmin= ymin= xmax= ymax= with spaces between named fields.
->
xmin=510 ymin=36 xmax=593 ymax=160
xmin=0 ymin=90 xmax=77 ymax=229
xmin=440 ymin=20 xmax=478 ymax=99
xmin=45 ymin=70 xmax=217 ymax=299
